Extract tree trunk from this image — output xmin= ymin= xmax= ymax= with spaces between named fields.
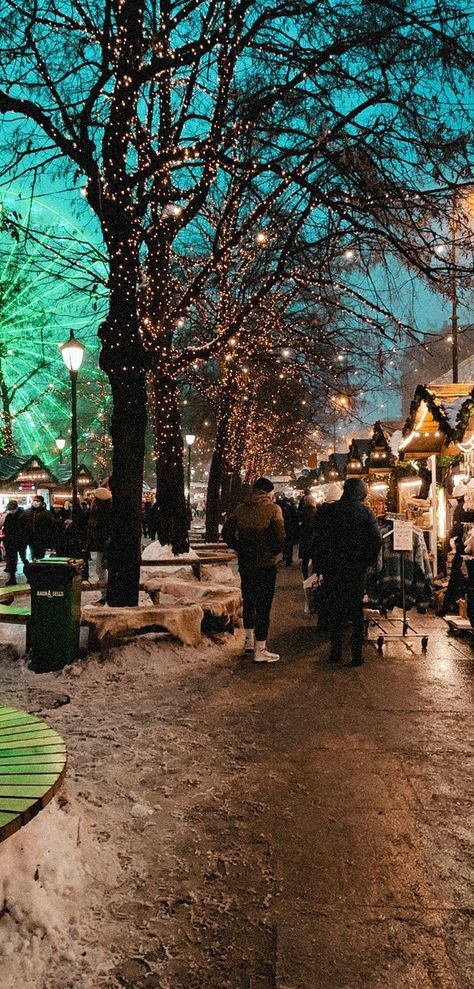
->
xmin=228 ymin=472 xmax=243 ymax=510
xmin=0 ymin=360 xmax=13 ymax=453
xmin=105 ymin=370 xmax=148 ymax=605
xmin=98 ymin=226 xmax=147 ymax=606
xmin=151 ymin=370 xmax=189 ymax=554
xmin=206 ymin=418 xmax=227 ymax=540
xmin=220 ymin=471 xmax=231 ymax=517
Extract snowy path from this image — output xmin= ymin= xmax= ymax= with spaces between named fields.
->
xmin=0 ymin=567 xmax=473 ymax=988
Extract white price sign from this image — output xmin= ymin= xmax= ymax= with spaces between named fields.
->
xmin=393 ymin=519 xmax=413 ymax=551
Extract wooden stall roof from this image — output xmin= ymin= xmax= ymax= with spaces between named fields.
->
xmin=0 ymin=454 xmax=57 ymax=486
xmin=366 ymin=420 xmax=396 ymax=470
xmin=327 ymin=452 xmax=348 ymax=480
xmin=53 ymin=463 xmax=95 ymax=487
xmin=400 ymin=383 xmax=474 ymax=458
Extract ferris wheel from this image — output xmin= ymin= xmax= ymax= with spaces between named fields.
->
xmin=0 ymin=192 xmax=110 ymax=468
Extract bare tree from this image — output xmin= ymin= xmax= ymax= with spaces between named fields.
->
xmin=0 ymin=0 xmax=471 ymax=602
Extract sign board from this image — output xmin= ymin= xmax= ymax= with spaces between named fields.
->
xmin=307 ymin=453 xmax=318 ymax=469
xmin=393 ymin=519 xmax=413 ymax=551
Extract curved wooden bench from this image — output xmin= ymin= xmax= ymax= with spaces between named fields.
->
xmin=0 ymin=707 xmax=66 ymax=843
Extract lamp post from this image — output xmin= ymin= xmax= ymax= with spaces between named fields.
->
xmin=55 ymin=434 xmax=66 ymax=464
xmin=185 ymin=434 xmax=196 ymax=515
xmin=60 ymin=330 xmax=85 ymax=513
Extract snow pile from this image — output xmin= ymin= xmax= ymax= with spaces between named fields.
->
xmin=201 ymin=563 xmax=239 ymax=585
xmin=0 ymin=793 xmax=122 ymax=989
xmin=141 ymin=540 xmax=199 ymax=561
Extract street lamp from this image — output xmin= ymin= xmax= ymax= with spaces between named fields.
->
xmin=55 ymin=434 xmax=66 ymax=464
xmin=185 ymin=434 xmax=196 ymax=515
xmin=60 ymin=330 xmax=85 ymax=513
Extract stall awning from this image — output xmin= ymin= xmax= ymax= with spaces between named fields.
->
xmin=0 ymin=454 xmax=57 ymax=487
xmin=366 ymin=420 xmax=396 ymax=471
xmin=400 ymin=383 xmax=474 ymax=458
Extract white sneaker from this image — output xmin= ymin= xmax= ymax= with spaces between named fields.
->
xmin=243 ymin=629 xmax=255 ymax=655
xmin=254 ymin=642 xmax=280 ymax=663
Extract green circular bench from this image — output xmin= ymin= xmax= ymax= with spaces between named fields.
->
xmin=0 ymin=707 xmax=66 ymax=843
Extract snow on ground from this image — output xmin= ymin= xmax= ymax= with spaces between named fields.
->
xmin=0 ymin=562 xmax=243 ymax=989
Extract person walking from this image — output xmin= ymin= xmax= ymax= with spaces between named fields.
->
xmin=229 ymin=477 xmax=285 ymax=663
xmin=87 ymin=487 xmax=112 ymax=603
xmin=298 ymin=488 xmax=318 ymax=579
xmin=276 ymin=495 xmax=299 ymax=566
xmin=314 ymin=477 xmax=381 ymax=667
xmin=23 ymin=495 xmax=53 ymax=562
xmin=2 ymin=500 xmax=27 ymax=585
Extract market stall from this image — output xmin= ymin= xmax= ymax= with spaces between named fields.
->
xmin=365 ymin=421 xmax=397 ymax=517
xmin=0 ymin=454 xmax=58 ymax=511
xmin=346 ymin=438 xmax=371 ymax=478
xmin=399 ymin=383 xmax=474 ymax=578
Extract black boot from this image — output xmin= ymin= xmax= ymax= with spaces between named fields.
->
xmin=347 ymin=655 xmax=363 ymax=668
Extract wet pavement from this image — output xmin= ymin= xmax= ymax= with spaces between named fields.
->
xmin=1 ymin=563 xmax=473 ymax=988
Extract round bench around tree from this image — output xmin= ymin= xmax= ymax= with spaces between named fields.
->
xmin=0 ymin=707 xmax=66 ymax=843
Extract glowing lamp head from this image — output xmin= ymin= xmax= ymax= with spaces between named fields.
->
xmin=185 ymin=434 xmax=196 ymax=447
xmin=60 ymin=330 xmax=85 ymax=372
xmin=55 ymin=435 xmax=66 ymax=452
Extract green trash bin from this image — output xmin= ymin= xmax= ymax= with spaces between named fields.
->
xmin=28 ymin=557 xmax=83 ymax=672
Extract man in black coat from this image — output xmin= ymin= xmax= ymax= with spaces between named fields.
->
xmin=313 ymin=478 xmax=381 ymax=667
xmin=23 ymin=495 xmax=53 ymax=561
xmin=2 ymin=500 xmax=27 ymax=585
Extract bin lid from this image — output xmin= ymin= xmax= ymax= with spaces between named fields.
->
xmin=29 ymin=557 xmax=83 ymax=572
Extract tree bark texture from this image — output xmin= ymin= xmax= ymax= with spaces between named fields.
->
xmin=206 ymin=417 xmax=227 ymax=541
xmin=99 ymin=241 xmax=147 ymax=607
xmin=150 ymin=370 xmax=189 ymax=554
xmin=0 ymin=364 xmax=13 ymax=453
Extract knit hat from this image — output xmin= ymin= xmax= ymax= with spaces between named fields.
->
xmin=92 ymin=487 xmax=112 ymax=501
xmin=343 ymin=477 xmax=368 ymax=501
xmin=252 ymin=477 xmax=274 ymax=493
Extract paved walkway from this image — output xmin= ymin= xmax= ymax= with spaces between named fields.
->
xmin=1 ymin=564 xmax=473 ymax=988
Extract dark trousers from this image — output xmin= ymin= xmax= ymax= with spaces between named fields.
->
xmin=4 ymin=543 xmax=27 ymax=581
xmin=240 ymin=566 xmax=277 ymax=641
xmin=283 ymin=538 xmax=294 ymax=566
xmin=330 ymin=596 xmax=365 ymax=660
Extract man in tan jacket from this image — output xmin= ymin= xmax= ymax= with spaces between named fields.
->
xmin=230 ymin=477 xmax=285 ymax=663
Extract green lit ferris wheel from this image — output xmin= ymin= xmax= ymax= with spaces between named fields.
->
xmin=0 ymin=192 xmax=111 ymax=473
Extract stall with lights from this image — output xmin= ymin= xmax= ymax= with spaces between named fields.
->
xmin=51 ymin=464 xmax=96 ymax=504
xmin=398 ymin=383 xmax=474 ymax=576
xmin=0 ymin=455 xmax=58 ymax=510
xmin=346 ymin=438 xmax=371 ymax=477
xmin=326 ymin=452 xmax=348 ymax=481
xmin=365 ymin=421 xmax=397 ymax=514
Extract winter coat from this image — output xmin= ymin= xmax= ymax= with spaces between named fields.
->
xmin=3 ymin=508 xmax=27 ymax=555
xmin=277 ymin=498 xmax=300 ymax=543
xmin=298 ymin=495 xmax=318 ymax=556
xmin=87 ymin=500 xmax=112 ymax=553
xmin=228 ymin=492 xmax=285 ymax=570
xmin=313 ymin=493 xmax=381 ymax=632
xmin=23 ymin=505 xmax=53 ymax=556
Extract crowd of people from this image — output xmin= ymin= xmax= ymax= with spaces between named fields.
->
xmin=1 ymin=478 xmax=384 ymax=661
xmin=225 ymin=477 xmax=382 ymax=667
xmin=1 ymin=488 xmax=112 ymax=602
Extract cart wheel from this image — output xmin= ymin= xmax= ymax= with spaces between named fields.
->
xmin=421 ymin=636 xmax=428 ymax=651
xmin=376 ymin=635 xmax=384 ymax=652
